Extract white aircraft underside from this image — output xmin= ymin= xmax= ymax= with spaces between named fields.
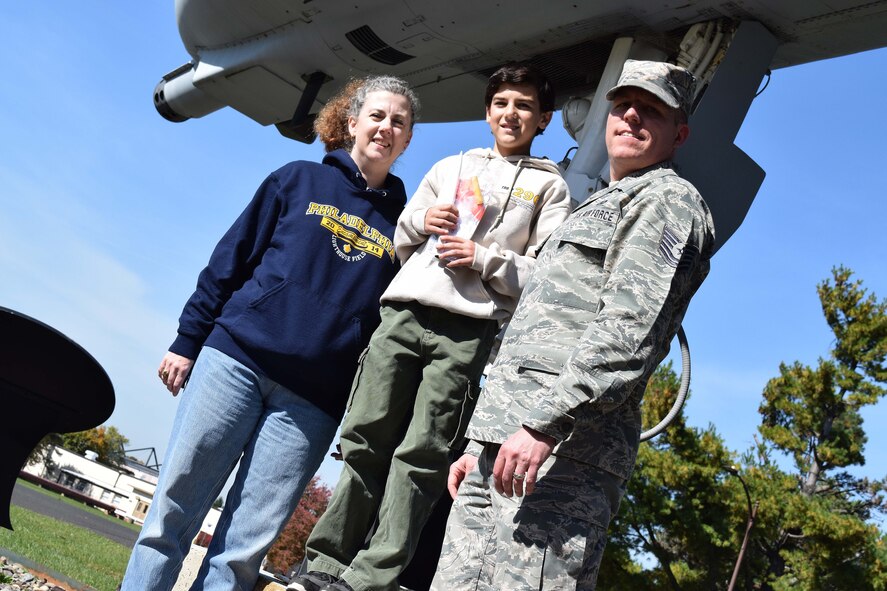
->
xmin=155 ymin=0 xmax=887 ymax=251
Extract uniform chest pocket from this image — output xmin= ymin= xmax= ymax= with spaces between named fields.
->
xmin=554 ymin=214 xmax=617 ymax=260
xmin=544 ymin=213 xmax=618 ymax=311
xmin=556 ymin=210 xmax=618 ymax=274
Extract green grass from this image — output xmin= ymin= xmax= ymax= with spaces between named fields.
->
xmin=16 ymin=478 xmax=141 ymax=532
xmin=0 ymin=505 xmax=131 ymax=591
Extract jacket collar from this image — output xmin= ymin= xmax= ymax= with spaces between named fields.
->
xmin=323 ymin=149 xmax=405 ymax=203
xmin=612 ymin=160 xmax=675 ymax=185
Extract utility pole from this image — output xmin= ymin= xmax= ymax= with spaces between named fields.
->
xmin=726 ymin=465 xmax=758 ymax=591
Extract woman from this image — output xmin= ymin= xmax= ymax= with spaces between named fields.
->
xmin=120 ymin=75 xmax=419 ymax=591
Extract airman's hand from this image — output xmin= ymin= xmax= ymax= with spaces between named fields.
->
xmin=493 ymin=427 xmax=556 ymax=498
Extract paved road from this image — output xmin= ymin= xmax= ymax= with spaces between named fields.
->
xmin=10 ymin=482 xmax=139 ymax=548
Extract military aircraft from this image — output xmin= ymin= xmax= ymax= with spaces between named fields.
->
xmin=151 ymin=0 xmax=887 ymax=445
xmin=148 ymin=3 xmax=886 ymax=586
xmin=153 ymin=0 xmax=887 ymax=254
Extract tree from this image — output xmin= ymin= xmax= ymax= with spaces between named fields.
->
xmin=264 ymin=476 xmax=332 ymax=576
xmin=61 ymin=425 xmax=130 ymax=467
xmin=751 ymin=266 xmax=887 ymax=589
xmin=598 ymin=267 xmax=887 ymax=590
xmin=26 ymin=432 xmax=63 ymax=469
xmin=599 ymin=363 xmax=741 ymax=591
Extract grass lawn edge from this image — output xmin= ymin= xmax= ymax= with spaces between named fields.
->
xmin=0 ymin=546 xmax=94 ymax=590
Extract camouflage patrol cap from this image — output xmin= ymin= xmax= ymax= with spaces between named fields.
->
xmin=605 ymin=59 xmax=696 ymax=118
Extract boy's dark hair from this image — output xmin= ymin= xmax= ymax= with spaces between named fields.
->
xmin=484 ymin=62 xmax=555 ymax=113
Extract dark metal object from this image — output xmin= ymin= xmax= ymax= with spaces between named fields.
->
xmin=276 ymin=71 xmax=328 ymax=143
xmin=0 ymin=306 xmax=115 ymax=529
xmin=725 ymin=465 xmax=759 ymax=591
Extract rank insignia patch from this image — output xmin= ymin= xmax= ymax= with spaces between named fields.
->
xmin=659 ymin=225 xmax=698 ymax=270
xmin=659 ymin=225 xmax=684 ymax=268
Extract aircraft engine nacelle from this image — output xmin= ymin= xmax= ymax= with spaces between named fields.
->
xmin=154 ymin=63 xmax=224 ymax=123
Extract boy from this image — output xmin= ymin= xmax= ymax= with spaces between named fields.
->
xmin=290 ymin=63 xmax=571 ymax=591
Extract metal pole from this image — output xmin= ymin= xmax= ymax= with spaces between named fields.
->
xmin=726 ymin=466 xmax=758 ymax=591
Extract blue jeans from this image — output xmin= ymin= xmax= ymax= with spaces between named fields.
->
xmin=121 ymin=347 xmax=338 ymax=591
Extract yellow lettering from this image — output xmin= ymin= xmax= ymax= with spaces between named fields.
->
xmin=309 ymin=202 xmax=396 ymax=261
xmin=511 ymin=187 xmax=538 ymax=203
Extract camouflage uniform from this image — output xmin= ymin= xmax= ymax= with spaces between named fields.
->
xmin=432 ymin=160 xmax=715 ymax=590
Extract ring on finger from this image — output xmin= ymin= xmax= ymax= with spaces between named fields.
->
xmin=513 ymin=473 xmax=526 ymax=481
xmin=161 ymin=370 xmax=170 ymax=379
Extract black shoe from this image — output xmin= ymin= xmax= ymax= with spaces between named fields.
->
xmin=287 ymin=571 xmax=340 ymax=591
xmin=319 ymin=580 xmax=355 ymax=591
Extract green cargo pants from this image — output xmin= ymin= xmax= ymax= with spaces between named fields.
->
xmin=306 ymin=301 xmax=498 ymax=591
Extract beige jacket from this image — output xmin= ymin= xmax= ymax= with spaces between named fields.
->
xmin=381 ymin=148 xmax=571 ymax=320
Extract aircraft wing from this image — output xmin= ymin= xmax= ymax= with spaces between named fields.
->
xmin=155 ymin=0 xmax=887 ymax=132
xmin=153 ymin=0 xmax=887 ymax=252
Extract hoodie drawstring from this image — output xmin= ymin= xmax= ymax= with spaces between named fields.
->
xmin=491 ymin=158 xmax=526 ymax=230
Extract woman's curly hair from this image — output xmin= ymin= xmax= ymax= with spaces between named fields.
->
xmin=315 ymin=75 xmax=420 ymax=152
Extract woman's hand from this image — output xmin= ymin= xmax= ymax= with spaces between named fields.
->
xmin=158 ymin=352 xmax=195 ymax=396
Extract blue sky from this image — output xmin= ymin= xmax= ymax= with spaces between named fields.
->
xmin=2 ymin=5 xmax=885 ymax=490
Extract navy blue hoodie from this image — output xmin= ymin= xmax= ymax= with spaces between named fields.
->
xmin=170 ymin=150 xmax=406 ymax=419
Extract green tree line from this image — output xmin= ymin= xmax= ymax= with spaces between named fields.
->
xmin=598 ymin=267 xmax=887 ymax=590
